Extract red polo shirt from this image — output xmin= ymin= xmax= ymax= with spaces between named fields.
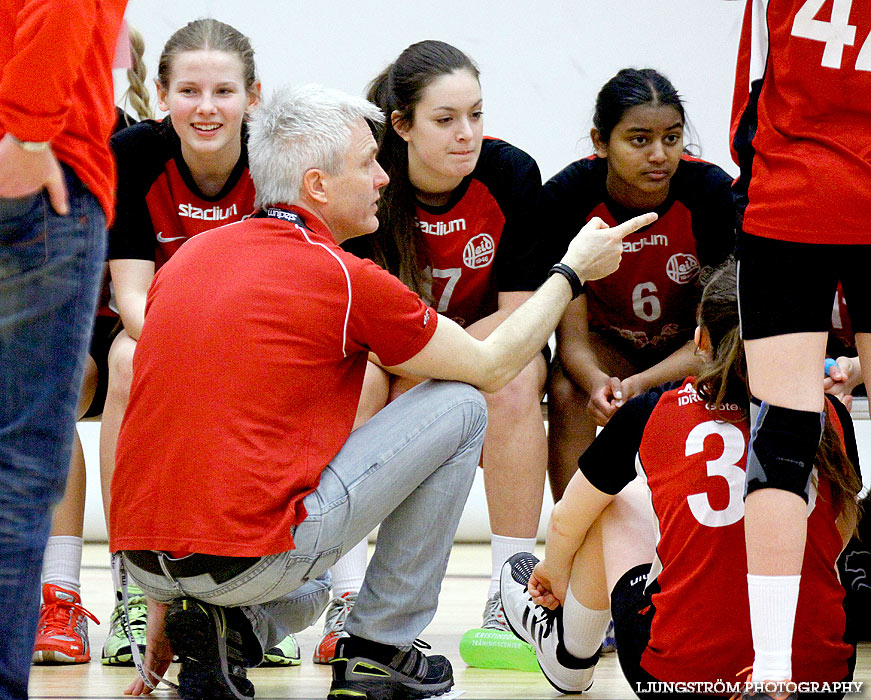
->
xmin=110 ymin=206 xmax=438 ymax=556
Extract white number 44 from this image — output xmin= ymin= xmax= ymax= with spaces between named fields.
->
xmin=791 ymin=0 xmax=871 ymax=70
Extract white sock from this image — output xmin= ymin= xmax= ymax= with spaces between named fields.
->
xmin=490 ymin=534 xmax=537 ymax=597
xmin=331 ymin=540 xmax=367 ymax=597
xmin=747 ymin=574 xmax=801 ymax=682
xmin=42 ymin=536 xmax=83 ymax=596
xmin=562 ymin=585 xmax=611 ymax=659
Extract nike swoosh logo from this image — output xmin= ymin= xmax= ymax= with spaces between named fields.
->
xmin=156 ymin=232 xmax=187 ymax=243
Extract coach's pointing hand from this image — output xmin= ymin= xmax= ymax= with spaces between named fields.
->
xmin=562 ymin=212 xmax=657 ymax=284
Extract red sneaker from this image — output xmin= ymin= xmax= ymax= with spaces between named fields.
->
xmin=312 ymin=591 xmax=356 ymax=664
xmin=32 ymin=583 xmax=100 ymax=664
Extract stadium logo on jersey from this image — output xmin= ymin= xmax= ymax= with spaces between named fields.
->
xmin=178 ymin=203 xmax=238 ymax=221
xmin=463 ymin=233 xmax=495 ymax=269
xmin=623 ymin=234 xmax=668 ymax=252
xmin=666 ymin=253 xmax=699 ymax=284
xmin=417 ymin=218 xmax=467 ymax=236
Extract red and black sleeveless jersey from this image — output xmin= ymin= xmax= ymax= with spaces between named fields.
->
xmin=108 ymin=118 xmax=255 ymax=269
xmin=542 ymin=156 xmax=735 ymax=359
xmin=413 ymin=138 xmax=543 ymax=327
xmin=731 ymin=0 xmax=871 ymax=244
xmin=580 ymin=381 xmax=857 ymax=687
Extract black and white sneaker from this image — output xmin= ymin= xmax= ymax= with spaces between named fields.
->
xmin=328 ymin=635 xmax=453 ymax=699
xmin=165 ymin=598 xmax=256 ymax=700
xmin=500 ymin=552 xmax=599 ymax=694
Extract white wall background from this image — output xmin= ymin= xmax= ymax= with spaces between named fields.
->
xmin=118 ymin=0 xmax=746 ymax=182
xmin=82 ymin=0 xmax=866 ymax=542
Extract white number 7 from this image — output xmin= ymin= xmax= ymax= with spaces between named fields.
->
xmin=432 ymin=267 xmax=462 ymax=313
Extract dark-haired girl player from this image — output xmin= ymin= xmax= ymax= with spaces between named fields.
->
xmin=500 ymin=262 xmax=859 ymax=700
xmin=336 ymin=39 xmax=548 ymax=671
xmin=544 ymin=68 xmax=736 ymax=503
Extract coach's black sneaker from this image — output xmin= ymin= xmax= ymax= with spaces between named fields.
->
xmin=165 ymin=598 xmax=256 ymax=700
xmin=328 ymin=634 xmax=453 ymax=699
xmin=500 ymin=552 xmax=599 ymax=694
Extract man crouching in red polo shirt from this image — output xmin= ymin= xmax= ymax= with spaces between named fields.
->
xmin=109 ymin=84 xmax=656 ymax=700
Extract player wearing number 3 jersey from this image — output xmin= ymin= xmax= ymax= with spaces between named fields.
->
xmin=731 ymin=0 xmax=871 ymax=693
xmin=497 ymin=264 xmax=859 ymax=700
xmin=543 ymin=69 xmax=735 ymax=500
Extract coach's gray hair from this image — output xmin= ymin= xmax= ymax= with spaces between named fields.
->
xmin=248 ymin=84 xmax=385 ymax=208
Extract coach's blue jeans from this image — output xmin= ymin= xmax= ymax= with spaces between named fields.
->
xmin=0 ymin=171 xmax=106 ymax=700
xmin=123 ymin=379 xmax=487 ymax=659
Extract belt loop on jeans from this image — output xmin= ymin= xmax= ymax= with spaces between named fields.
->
xmin=156 ymin=552 xmax=186 ymax=596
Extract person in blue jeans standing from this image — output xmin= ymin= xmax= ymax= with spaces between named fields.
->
xmin=0 ymin=2 xmax=128 ymax=698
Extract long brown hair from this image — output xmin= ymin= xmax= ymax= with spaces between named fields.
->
xmin=362 ymin=40 xmax=479 ymax=296
xmin=694 ymin=261 xmax=860 ymax=527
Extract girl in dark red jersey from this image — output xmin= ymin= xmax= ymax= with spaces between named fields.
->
xmin=96 ymin=19 xmax=301 ymax=669
xmin=730 ymin=1 xmax=871 ymax=691
xmin=500 ymin=263 xmax=860 ymax=700
xmin=543 ymin=69 xmax=736 ymax=501
xmin=333 ymin=40 xmax=546 ymax=671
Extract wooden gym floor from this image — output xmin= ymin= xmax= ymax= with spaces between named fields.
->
xmin=29 ymin=543 xmax=870 ymax=700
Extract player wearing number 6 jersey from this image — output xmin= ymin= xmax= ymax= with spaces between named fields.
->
xmin=543 ymin=69 xmax=735 ymax=501
xmin=731 ymin=0 xmax=871 ymax=692
xmin=498 ymin=263 xmax=860 ymax=699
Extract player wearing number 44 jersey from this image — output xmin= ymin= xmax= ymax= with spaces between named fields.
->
xmin=543 ymin=68 xmax=735 ymax=502
xmin=731 ymin=0 xmax=871 ymax=694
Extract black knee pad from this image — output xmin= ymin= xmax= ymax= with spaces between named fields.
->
xmin=745 ymin=402 xmax=824 ymax=502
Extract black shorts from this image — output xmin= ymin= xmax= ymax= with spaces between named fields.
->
xmin=736 ymin=232 xmax=871 ymax=340
xmin=82 ymin=315 xmax=121 ymax=418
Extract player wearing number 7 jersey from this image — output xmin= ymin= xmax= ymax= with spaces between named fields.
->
xmin=543 ymin=68 xmax=735 ymax=501
xmin=337 ymin=40 xmax=551 ymax=672
xmin=731 ymin=0 xmax=871 ymax=694
xmin=498 ymin=263 xmax=860 ymax=699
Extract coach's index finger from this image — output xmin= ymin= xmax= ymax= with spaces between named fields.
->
xmin=612 ymin=212 xmax=658 ymax=238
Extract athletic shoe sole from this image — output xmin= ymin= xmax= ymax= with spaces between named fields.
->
xmin=100 ymin=644 xmax=145 ymax=666
xmin=32 ymin=649 xmax=90 ymax=664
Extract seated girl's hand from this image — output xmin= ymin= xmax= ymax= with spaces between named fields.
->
xmin=528 ymin=561 xmax=568 ymax=609
xmin=588 ymin=375 xmax=622 ymax=426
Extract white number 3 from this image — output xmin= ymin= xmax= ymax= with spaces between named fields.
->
xmin=684 ymin=420 xmax=817 ymax=528
xmin=791 ymin=0 xmax=871 ymax=71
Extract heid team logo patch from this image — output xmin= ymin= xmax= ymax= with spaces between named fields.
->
xmin=666 ymin=253 xmax=699 ymax=284
xmin=463 ymin=233 xmax=495 ymax=269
